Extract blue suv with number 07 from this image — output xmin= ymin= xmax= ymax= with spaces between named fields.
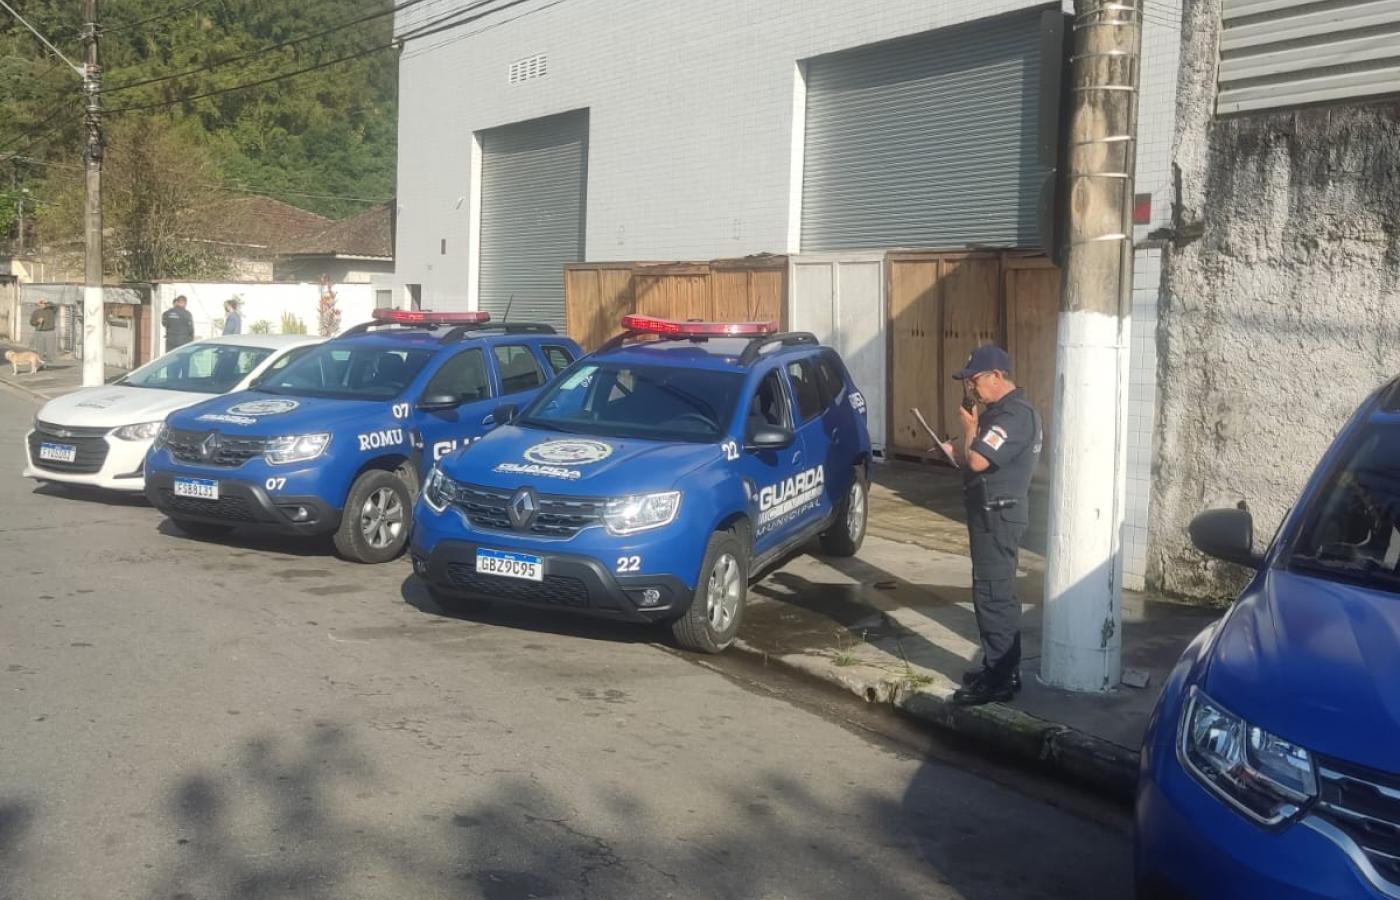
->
xmin=145 ymin=310 xmax=581 ymax=563
xmin=410 ymin=315 xmax=873 ymax=653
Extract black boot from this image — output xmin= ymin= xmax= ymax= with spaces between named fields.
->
xmin=961 ymin=667 xmax=1022 ymax=692
xmin=953 ymin=671 xmax=1016 ymax=706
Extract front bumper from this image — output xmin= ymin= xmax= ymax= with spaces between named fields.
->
xmin=412 ymin=538 xmax=691 ymax=623
xmin=1136 ymin=728 xmax=1391 ymax=900
xmin=23 ymin=428 xmax=150 ymax=491
xmin=145 ymin=470 xmax=341 ymax=535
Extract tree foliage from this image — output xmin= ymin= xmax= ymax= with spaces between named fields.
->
xmin=1 ymin=0 xmax=397 ymax=265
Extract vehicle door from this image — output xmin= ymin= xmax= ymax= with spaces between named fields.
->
xmin=489 ymin=343 xmax=552 ymax=409
xmin=779 ymin=354 xmax=838 ymax=535
xmin=737 ymin=365 xmax=809 ymax=557
xmin=813 ymin=349 xmax=859 ymax=473
xmin=410 ymin=347 xmax=495 ymax=476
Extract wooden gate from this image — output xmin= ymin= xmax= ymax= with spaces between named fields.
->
xmin=887 ymin=252 xmax=1059 ymax=458
xmin=564 ymin=256 xmax=788 ymax=351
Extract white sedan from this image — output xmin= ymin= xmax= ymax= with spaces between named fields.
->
xmin=23 ymin=334 xmax=322 ymax=492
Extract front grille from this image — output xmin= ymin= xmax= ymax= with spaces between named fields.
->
xmin=158 ymin=490 xmax=259 ymax=522
xmin=450 ymin=482 xmax=606 ymax=539
xmin=166 ymin=428 xmax=267 ymax=468
xmin=1314 ymin=758 xmax=1400 ymax=890
xmin=28 ymin=423 xmax=109 ymax=474
xmin=444 ymin=563 xmax=591 ymax=608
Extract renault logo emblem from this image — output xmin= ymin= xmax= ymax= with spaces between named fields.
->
xmin=507 ymin=487 xmax=537 ymax=530
xmin=199 ymin=432 xmax=221 ymax=461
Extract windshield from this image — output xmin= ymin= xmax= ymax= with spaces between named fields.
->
xmin=121 ymin=342 xmax=273 ymax=394
xmin=1288 ymin=422 xmax=1400 ymax=595
xmin=254 ymin=344 xmax=435 ymax=400
xmin=521 ymin=361 xmax=745 ymax=443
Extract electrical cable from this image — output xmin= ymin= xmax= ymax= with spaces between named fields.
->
xmin=100 ymin=0 xmax=213 ymax=34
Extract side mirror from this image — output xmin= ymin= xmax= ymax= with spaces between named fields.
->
xmin=417 ymin=392 xmax=461 ymax=412
xmin=491 ymin=403 xmax=519 ymax=426
xmin=1189 ymin=508 xmax=1263 ymax=570
xmin=745 ymin=425 xmax=795 ymax=452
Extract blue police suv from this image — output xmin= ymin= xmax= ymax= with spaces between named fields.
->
xmin=1137 ymin=375 xmax=1400 ymax=899
xmin=145 ymin=309 xmax=581 ymax=563
xmin=410 ymin=315 xmax=873 ymax=653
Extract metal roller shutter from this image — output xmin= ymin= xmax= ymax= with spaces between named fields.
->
xmin=801 ymin=10 xmax=1058 ymax=252
xmin=479 ymin=109 xmax=589 ymax=329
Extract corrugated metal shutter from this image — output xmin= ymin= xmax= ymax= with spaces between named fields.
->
xmin=479 ymin=109 xmax=588 ymax=329
xmin=1219 ymin=0 xmax=1400 ymax=114
xmin=801 ymin=11 xmax=1057 ymax=253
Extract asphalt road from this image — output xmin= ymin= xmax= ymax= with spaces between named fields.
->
xmin=0 ymin=385 xmax=1133 ymax=900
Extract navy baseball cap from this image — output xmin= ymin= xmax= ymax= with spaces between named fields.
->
xmin=952 ymin=345 xmax=1012 ymax=381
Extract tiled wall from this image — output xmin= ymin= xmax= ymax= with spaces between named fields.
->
xmin=1124 ymin=0 xmax=1183 ymax=589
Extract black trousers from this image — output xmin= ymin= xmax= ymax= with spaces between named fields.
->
xmin=967 ymin=513 xmax=1026 ymax=682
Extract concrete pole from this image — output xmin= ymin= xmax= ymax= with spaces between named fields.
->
xmin=1040 ymin=0 xmax=1142 ymax=693
xmin=81 ymin=0 xmax=105 ymax=387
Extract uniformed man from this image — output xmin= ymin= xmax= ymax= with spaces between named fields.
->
xmin=162 ymin=295 xmax=194 ymax=351
xmin=941 ymin=345 xmax=1042 ymax=706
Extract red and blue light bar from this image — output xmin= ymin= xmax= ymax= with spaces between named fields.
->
xmin=371 ymin=308 xmax=491 ymax=326
xmin=621 ymin=314 xmax=776 ymax=337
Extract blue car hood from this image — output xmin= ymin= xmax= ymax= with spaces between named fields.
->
xmin=448 ymin=425 xmax=717 ymax=493
xmin=168 ymin=391 xmax=385 ymax=436
xmin=1206 ymin=568 xmax=1400 ymax=772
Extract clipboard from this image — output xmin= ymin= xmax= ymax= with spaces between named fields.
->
xmin=911 ymin=407 xmax=959 ymax=469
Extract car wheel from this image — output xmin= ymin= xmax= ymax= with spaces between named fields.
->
xmin=671 ymin=528 xmax=748 ymax=654
xmin=334 ymin=469 xmax=412 ymax=564
xmin=169 ymin=518 xmax=234 ymax=539
xmin=819 ymin=467 xmax=868 ymax=557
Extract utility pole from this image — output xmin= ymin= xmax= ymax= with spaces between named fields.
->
xmin=1040 ymin=0 xmax=1142 ymax=692
xmin=81 ymin=0 xmax=105 ymax=388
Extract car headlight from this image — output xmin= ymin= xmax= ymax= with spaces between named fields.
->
xmin=604 ymin=491 xmax=681 ymax=535
xmin=423 ymin=465 xmax=453 ymax=513
xmin=152 ymin=422 xmax=170 ymax=449
xmin=1179 ymin=687 xmax=1317 ymax=825
xmin=264 ymin=433 xmax=331 ymax=466
xmin=112 ymin=421 xmax=164 ymax=441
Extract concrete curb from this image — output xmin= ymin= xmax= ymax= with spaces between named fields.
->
xmin=732 ymin=638 xmax=1140 ymax=804
xmin=0 ymin=374 xmax=52 ymax=401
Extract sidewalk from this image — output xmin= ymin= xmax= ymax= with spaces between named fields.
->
xmin=0 ymin=339 xmax=126 ymax=401
xmin=739 ymin=460 xmax=1221 ymax=801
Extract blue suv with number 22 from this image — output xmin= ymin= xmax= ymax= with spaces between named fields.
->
xmin=145 ymin=310 xmax=582 ymax=563
xmin=411 ymin=315 xmax=874 ymax=653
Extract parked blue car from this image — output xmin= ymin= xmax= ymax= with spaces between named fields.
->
xmin=145 ymin=310 xmax=581 ymax=563
xmin=410 ymin=315 xmax=873 ymax=653
xmin=1136 ymin=376 xmax=1400 ymax=899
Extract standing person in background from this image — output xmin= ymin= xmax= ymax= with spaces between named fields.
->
xmin=162 ymin=295 xmax=194 ymax=350
xmin=28 ymin=298 xmax=58 ymax=363
xmin=222 ymin=299 xmax=242 ymax=335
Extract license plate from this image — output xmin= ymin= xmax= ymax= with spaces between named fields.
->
xmin=38 ymin=442 xmax=77 ymax=463
xmin=173 ymin=477 xmax=219 ymax=500
xmin=475 ymin=548 xmax=543 ymax=582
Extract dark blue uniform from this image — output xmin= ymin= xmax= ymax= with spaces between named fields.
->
xmin=963 ymin=386 xmax=1042 ymax=683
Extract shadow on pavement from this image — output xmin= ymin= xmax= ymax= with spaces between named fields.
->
xmin=154 ymin=519 xmax=337 ymax=558
xmin=31 ymin=482 xmax=152 ymax=508
xmin=133 ymin=723 xmax=1128 ymax=899
xmin=0 ymin=798 xmax=36 ymax=900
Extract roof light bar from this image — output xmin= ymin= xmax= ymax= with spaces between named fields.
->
xmin=621 ymin=315 xmax=777 ymax=337
xmin=371 ymin=309 xmax=491 ymax=326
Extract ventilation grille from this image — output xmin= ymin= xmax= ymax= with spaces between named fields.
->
xmin=508 ymin=54 xmax=547 ymax=84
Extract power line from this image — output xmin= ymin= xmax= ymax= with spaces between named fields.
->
xmin=0 ymin=0 xmax=83 ymax=74
xmin=0 ymin=102 xmax=72 ymax=152
xmin=102 ymin=0 xmax=436 ymax=95
xmin=100 ymin=0 xmax=213 ymax=34
xmin=401 ymin=0 xmax=569 ymax=61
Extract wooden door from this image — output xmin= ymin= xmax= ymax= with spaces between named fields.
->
xmin=939 ymin=256 xmax=1001 ymax=438
xmin=889 ymin=258 xmax=942 ymax=454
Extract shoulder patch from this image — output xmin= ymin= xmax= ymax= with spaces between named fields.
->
xmin=982 ymin=428 xmax=1006 ymax=451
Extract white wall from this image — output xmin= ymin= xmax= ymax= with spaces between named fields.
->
xmin=394 ymin=0 xmax=1087 ymax=310
xmin=152 ymin=282 xmax=375 ymax=355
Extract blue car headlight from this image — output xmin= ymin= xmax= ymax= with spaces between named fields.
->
xmin=604 ymin=491 xmax=681 ymax=535
xmin=423 ymin=465 xmax=453 ymax=513
xmin=264 ymin=433 xmax=330 ymax=466
xmin=1179 ymin=686 xmax=1317 ymax=825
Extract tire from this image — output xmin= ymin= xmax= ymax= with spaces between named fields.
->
xmin=333 ymin=469 xmax=413 ymax=564
xmin=169 ymin=518 xmax=234 ymax=539
xmin=671 ymin=529 xmax=749 ymax=654
xmin=820 ymin=468 xmax=868 ymax=557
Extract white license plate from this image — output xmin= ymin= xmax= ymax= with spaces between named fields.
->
xmin=475 ymin=549 xmax=543 ymax=582
xmin=173 ymin=477 xmax=219 ymax=500
xmin=39 ymin=442 xmax=77 ymax=463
